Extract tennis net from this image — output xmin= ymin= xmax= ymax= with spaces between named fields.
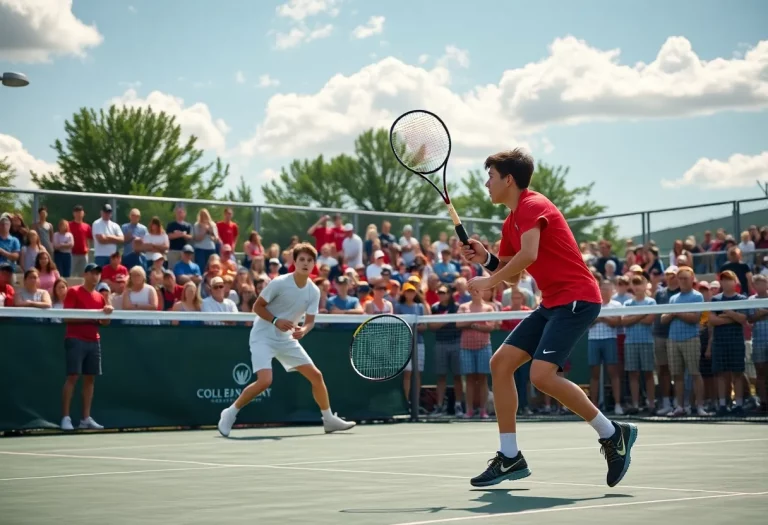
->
xmin=1 ymin=295 xmax=767 ymax=432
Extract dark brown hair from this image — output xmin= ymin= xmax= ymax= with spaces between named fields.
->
xmin=293 ymin=242 xmax=317 ymax=262
xmin=484 ymin=148 xmax=535 ymax=189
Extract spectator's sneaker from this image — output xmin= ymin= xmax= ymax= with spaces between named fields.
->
xmin=60 ymin=416 xmax=74 ymax=431
xmin=454 ymin=402 xmax=464 ymax=417
xmin=598 ymin=421 xmax=638 ymax=487
xmin=480 ymin=410 xmax=489 ymax=419
xmin=614 ymin=405 xmax=624 ymax=416
xmin=217 ymin=407 xmax=237 ymax=438
xmin=430 ymin=405 xmax=444 ymax=417
xmin=464 ymin=410 xmax=473 ymax=419
xmin=79 ymin=417 xmax=104 ymax=430
xmin=323 ymin=413 xmax=356 ymax=433
xmin=656 ymin=406 xmax=673 ymax=416
xmin=470 ymin=451 xmax=531 ymax=487
xmin=670 ymin=406 xmax=686 ymax=417
xmin=696 ymin=407 xmax=710 ymax=417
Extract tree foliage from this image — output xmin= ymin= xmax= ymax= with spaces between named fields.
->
xmin=30 ymin=105 xmax=228 ymax=226
xmin=0 ymin=157 xmax=21 ymax=213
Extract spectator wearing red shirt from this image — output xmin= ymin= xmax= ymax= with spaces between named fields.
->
xmin=68 ymin=205 xmax=92 ymax=276
xmin=61 ymin=263 xmax=113 ymax=431
xmin=0 ymin=263 xmax=14 ymax=306
xmin=101 ymin=251 xmax=128 ymax=288
xmin=160 ymin=270 xmax=184 ymax=310
xmin=216 ymin=207 xmax=239 ymax=251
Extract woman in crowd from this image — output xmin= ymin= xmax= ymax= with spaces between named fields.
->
xmin=14 ymin=268 xmax=52 ymax=310
xmin=34 ymin=251 xmax=60 ymax=294
xmin=122 ymin=266 xmax=159 ymax=325
xmin=52 ymin=218 xmax=74 ymax=278
xmin=242 ymin=231 xmax=264 ymax=269
xmin=143 ymin=216 xmax=170 ymax=256
xmin=9 ymin=213 xmax=28 ymax=246
xmin=50 ymin=278 xmax=68 ymax=310
xmin=21 ymin=230 xmax=46 ymax=272
xmin=192 ymin=208 xmax=220 ymax=270
xmin=171 ymin=281 xmax=202 ymax=326
xmin=456 ymin=287 xmax=497 ymax=418
xmin=31 ymin=206 xmax=54 ymax=255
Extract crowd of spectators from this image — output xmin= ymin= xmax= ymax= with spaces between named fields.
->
xmin=1 ymin=203 xmax=767 ymax=419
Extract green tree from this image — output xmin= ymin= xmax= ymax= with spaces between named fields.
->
xmin=260 ymin=129 xmax=460 ymax=247
xmin=30 ymin=105 xmax=229 ymax=227
xmin=454 ymin=163 xmax=618 ymax=243
xmin=0 ymin=157 xmax=20 ymax=213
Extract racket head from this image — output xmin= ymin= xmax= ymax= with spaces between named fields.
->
xmin=350 ymin=314 xmax=413 ymax=381
xmin=390 ymin=110 xmax=452 ymax=176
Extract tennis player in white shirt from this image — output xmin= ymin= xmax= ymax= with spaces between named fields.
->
xmin=217 ymin=243 xmax=355 ymax=436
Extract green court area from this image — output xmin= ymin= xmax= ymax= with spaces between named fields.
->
xmin=1 ymin=422 xmax=766 ymax=524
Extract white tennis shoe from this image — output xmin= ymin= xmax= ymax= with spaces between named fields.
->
xmin=218 ymin=407 xmax=237 ymax=437
xmin=60 ymin=416 xmax=74 ymax=431
xmin=323 ymin=413 xmax=356 ymax=433
xmin=79 ymin=417 xmax=104 ymax=430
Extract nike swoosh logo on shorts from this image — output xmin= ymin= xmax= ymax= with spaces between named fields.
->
xmin=542 ymin=349 xmax=556 ymax=354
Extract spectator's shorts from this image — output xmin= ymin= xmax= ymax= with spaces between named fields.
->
xmin=654 ymin=337 xmax=668 ymax=367
xmin=503 ymin=300 xmax=601 ymax=368
xmin=745 ymin=340 xmax=756 ymax=379
xmin=711 ymin=341 xmax=746 ymax=374
xmin=624 ymin=343 xmax=655 ymax=372
xmin=434 ymin=340 xmax=461 ymax=376
xmin=588 ymin=338 xmax=619 ymax=367
xmin=753 ymin=341 xmax=768 ymax=364
xmin=460 ymin=345 xmax=492 ymax=375
xmin=667 ymin=338 xmax=700 ymax=376
xmin=65 ymin=338 xmax=102 ymax=376
xmin=404 ymin=343 xmax=425 ymax=373
xmin=72 ymin=254 xmax=88 ymax=276
xmin=249 ymin=339 xmax=314 ymax=373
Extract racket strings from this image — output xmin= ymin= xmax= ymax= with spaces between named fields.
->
xmin=351 ymin=317 xmax=413 ymax=380
xmin=391 ymin=112 xmax=450 ymax=174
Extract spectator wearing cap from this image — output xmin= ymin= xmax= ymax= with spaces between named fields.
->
xmin=91 ymin=204 xmax=124 ymax=268
xmin=719 ymin=246 xmax=754 ymax=296
xmin=101 ymin=252 xmax=128 ymax=289
xmin=159 ymin=270 xmax=184 ymax=311
xmin=0 ymin=213 xmax=21 ymax=270
xmin=216 ymin=207 xmax=239 ymax=253
xmin=433 ymin=248 xmax=459 ymax=284
xmin=652 ymin=265 xmax=680 ymax=415
xmin=121 ymin=208 xmax=147 ymax=258
xmin=399 ymin=224 xmax=420 ymax=267
xmin=95 ymin=282 xmax=112 ymax=305
xmin=709 ymin=270 xmax=748 ymax=416
xmin=342 ymin=223 xmax=363 ymax=268
xmin=173 ymin=244 xmax=202 ymax=285
xmin=202 ymin=275 xmax=238 ymax=325
xmin=52 ymin=219 xmax=74 ymax=277
xmin=395 ymin=282 xmax=428 ymax=410
xmin=327 ymin=275 xmax=363 ymax=314
xmin=61 ymin=263 xmax=113 ymax=431
xmin=192 ymin=208 xmax=220 ymax=271
xmin=662 ymin=266 xmax=707 ymax=417
xmin=147 ymin=252 xmax=166 ymax=275
xmin=365 ymin=249 xmax=387 ymax=281
xmin=165 ymin=205 xmax=193 ymax=268
xmin=142 ymin=217 xmax=169 ymax=258
xmin=267 ymin=258 xmax=281 ymax=280
xmin=748 ymin=274 xmax=768 ymax=412
xmin=620 ymin=274 xmax=657 ymax=414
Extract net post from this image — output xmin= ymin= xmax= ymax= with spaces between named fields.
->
xmin=410 ymin=316 xmax=419 ymax=422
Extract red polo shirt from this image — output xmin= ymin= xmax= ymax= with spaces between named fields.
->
xmin=63 ymin=285 xmax=106 ymax=341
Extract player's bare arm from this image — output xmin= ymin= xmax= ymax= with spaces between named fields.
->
xmin=467 ymin=227 xmax=540 ymax=292
xmin=253 ymin=295 xmax=293 ymax=332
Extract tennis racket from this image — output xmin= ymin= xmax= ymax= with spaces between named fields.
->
xmin=389 ymin=109 xmax=469 ymax=244
xmin=350 ymin=314 xmax=413 ymax=381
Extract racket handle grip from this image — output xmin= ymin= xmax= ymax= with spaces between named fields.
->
xmin=455 ymin=224 xmax=469 ymax=244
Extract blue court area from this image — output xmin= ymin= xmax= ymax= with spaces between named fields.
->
xmin=1 ymin=421 xmax=766 ymax=524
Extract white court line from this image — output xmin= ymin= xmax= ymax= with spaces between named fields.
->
xmin=0 ymin=465 xmax=230 ymax=482
xmin=0 ymin=449 xmax=754 ymax=496
xmin=387 ymin=492 xmax=768 ymax=525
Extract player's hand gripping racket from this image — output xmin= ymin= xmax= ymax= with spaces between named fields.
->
xmin=350 ymin=314 xmax=413 ymax=381
xmin=389 ymin=110 xmax=470 ymax=244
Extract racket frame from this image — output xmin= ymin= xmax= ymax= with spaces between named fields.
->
xmin=389 ymin=109 xmax=470 ymax=244
xmin=349 ymin=313 xmax=414 ymax=382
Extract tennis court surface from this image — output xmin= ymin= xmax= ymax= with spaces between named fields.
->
xmin=1 ymin=421 xmax=766 ymax=524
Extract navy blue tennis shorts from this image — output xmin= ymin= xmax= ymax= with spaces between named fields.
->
xmin=503 ymin=300 xmax=602 ymax=368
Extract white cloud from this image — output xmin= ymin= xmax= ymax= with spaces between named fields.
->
xmin=257 ymin=74 xmax=280 ymax=88
xmin=235 ymin=70 xmax=246 ymax=84
xmin=108 ymin=89 xmax=230 ymax=154
xmin=0 ymin=0 xmax=104 ymax=63
xmin=238 ymin=36 xmax=768 ymax=163
xmin=308 ymin=24 xmax=333 ymax=41
xmin=0 ymin=134 xmax=59 ymax=189
xmin=418 ymin=54 xmax=429 ymax=65
xmin=276 ymin=0 xmax=338 ymax=21
xmin=661 ymin=152 xmax=768 ymax=189
xmin=352 ymin=16 xmax=385 ymax=39
xmin=274 ymin=24 xmax=333 ymax=49
xmin=437 ymin=45 xmax=470 ymax=68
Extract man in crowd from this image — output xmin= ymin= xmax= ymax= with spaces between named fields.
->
xmin=166 ymin=205 xmax=193 ymax=269
xmin=399 ymin=224 xmax=420 ymax=268
xmin=61 ymin=263 xmax=113 ymax=431
xmin=216 ymin=207 xmax=239 ymax=252
xmin=173 ymin=244 xmax=202 ymax=284
xmin=652 ymin=266 xmax=679 ymax=415
xmin=121 ymin=208 xmax=147 ymax=258
xmin=620 ymin=275 xmax=656 ymax=414
xmin=327 ymin=276 xmax=364 ymax=314
xmin=91 ymin=204 xmax=124 ymax=268
xmin=434 ymin=248 xmax=460 ymax=284
xmin=101 ymin=251 xmax=128 ymax=289
xmin=342 ymin=223 xmax=363 ymax=268
xmin=69 ymin=205 xmax=92 ymax=276
xmin=0 ymin=213 xmax=20 ymax=269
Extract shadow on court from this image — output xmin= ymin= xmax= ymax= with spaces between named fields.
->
xmin=221 ymin=432 xmax=346 ymax=441
xmin=340 ymin=489 xmax=633 ymax=516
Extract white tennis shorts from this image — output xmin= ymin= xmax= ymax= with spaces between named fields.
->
xmin=249 ymin=338 xmax=314 ymax=373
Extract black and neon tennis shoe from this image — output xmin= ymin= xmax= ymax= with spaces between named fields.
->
xmin=470 ymin=451 xmax=531 ymax=487
xmin=599 ymin=421 xmax=638 ymax=487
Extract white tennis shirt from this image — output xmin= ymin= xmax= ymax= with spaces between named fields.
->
xmin=249 ymin=273 xmax=320 ymax=343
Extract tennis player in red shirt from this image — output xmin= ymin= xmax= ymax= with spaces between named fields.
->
xmin=463 ymin=149 xmax=637 ymax=488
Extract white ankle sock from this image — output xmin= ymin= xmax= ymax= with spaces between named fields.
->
xmin=321 ymin=408 xmax=333 ymax=419
xmin=589 ymin=412 xmax=615 ymax=439
xmin=499 ymin=433 xmax=518 ymax=457
xmin=229 ymin=404 xmax=240 ymax=414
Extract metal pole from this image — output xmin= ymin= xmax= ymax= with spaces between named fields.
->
xmin=733 ymin=201 xmax=741 ymax=237
xmin=640 ymin=212 xmax=646 ymax=246
xmin=253 ymin=206 xmax=261 ymax=233
xmin=646 ymin=213 xmax=652 ymax=244
xmin=410 ymin=318 xmax=419 ymax=422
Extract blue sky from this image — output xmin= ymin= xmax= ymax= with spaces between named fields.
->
xmin=1 ymin=0 xmax=766 ymax=236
